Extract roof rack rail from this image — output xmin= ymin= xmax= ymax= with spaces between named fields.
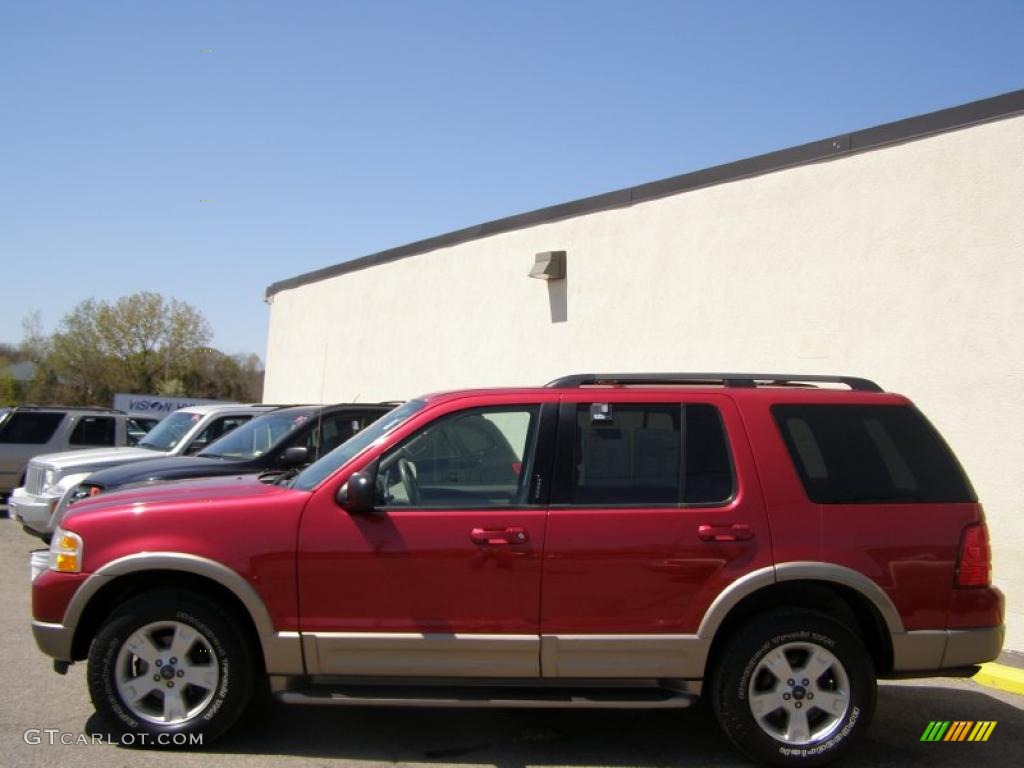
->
xmin=12 ymin=404 xmax=127 ymax=413
xmin=545 ymin=373 xmax=883 ymax=393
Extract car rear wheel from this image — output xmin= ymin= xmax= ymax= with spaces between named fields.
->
xmin=88 ymin=590 xmax=253 ymax=746
xmin=711 ymin=610 xmax=876 ymax=767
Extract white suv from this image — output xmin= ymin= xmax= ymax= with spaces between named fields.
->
xmin=9 ymin=403 xmax=279 ymax=538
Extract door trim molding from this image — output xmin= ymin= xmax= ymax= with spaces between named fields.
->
xmin=306 ymin=632 xmax=540 ymax=677
xmin=540 ymin=634 xmax=708 ymax=678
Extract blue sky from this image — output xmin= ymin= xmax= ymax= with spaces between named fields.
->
xmin=1 ymin=0 xmax=1022 ymax=358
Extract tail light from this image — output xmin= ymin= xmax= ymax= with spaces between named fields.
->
xmin=955 ymin=522 xmax=991 ymax=587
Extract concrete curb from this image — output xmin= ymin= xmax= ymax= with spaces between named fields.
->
xmin=974 ymin=662 xmax=1024 ymax=696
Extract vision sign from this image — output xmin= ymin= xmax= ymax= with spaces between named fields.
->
xmin=113 ymin=393 xmax=234 ymax=419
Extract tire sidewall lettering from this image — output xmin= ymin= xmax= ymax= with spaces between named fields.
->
xmin=102 ymin=634 xmax=140 ymax=729
xmin=778 ymin=706 xmax=860 ymax=758
xmin=174 ymin=610 xmax=230 ymax=721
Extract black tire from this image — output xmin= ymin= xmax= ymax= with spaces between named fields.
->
xmin=87 ymin=590 xmax=254 ymax=747
xmin=711 ymin=610 xmax=876 ymax=767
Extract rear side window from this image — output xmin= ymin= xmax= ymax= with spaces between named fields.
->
xmin=773 ymin=404 xmax=976 ymax=504
xmin=286 ymin=411 xmax=383 ymax=459
xmin=570 ymin=403 xmax=733 ymax=505
xmin=70 ymin=416 xmax=116 ymax=446
xmin=0 ymin=412 xmax=64 ymax=444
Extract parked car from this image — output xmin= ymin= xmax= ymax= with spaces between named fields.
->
xmin=9 ymin=403 xmax=278 ymax=538
xmin=30 ymin=374 xmax=1003 ymax=766
xmin=0 ymin=406 xmax=155 ymax=497
xmin=65 ymin=403 xmax=393 ymax=505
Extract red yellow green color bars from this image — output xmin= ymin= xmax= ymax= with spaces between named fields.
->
xmin=921 ymin=721 xmax=997 ymax=742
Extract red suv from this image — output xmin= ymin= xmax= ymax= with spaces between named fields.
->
xmin=31 ymin=374 xmax=1003 ymax=765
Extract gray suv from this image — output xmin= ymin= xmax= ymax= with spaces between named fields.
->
xmin=0 ymin=406 xmax=152 ymax=496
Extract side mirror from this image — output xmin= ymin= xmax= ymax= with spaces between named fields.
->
xmin=280 ymin=446 xmax=309 ymax=467
xmin=336 ymin=470 xmax=376 ymax=514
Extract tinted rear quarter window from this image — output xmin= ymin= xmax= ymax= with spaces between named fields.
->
xmin=773 ymin=404 xmax=975 ymax=504
xmin=0 ymin=412 xmax=64 ymax=444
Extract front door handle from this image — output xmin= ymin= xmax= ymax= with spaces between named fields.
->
xmin=697 ymin=523 xmax=754 ymax=542
xmin=470 ymin=527 xmax=529 ymax=545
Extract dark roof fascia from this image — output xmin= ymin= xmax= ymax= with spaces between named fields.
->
xmin=265 ymin=88 xmax=1024 ymax=300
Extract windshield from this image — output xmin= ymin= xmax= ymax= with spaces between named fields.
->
xmin=200 ymin=410 xmax=314 ymax=459
xmin=138 ymin=411 xmax=202 ymax=451
xmin=292 ymin=399 xmax=427 ymax=491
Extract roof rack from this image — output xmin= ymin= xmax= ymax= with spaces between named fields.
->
xmin=12 ymin=404 xmax=127 ymax=414
xmin=545 ymin=373 xmax=883 ymax=393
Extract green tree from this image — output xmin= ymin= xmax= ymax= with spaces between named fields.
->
xmin=14 ymin=294 xmax=264 ymax=407
xmin=0 ymin=373 xmax=17 ymax=406
xmin=0 ymin=346 xmax=16 ymax=406
xmin=177 ymin=350 xmax=264 ymax=402
xmin=37 ymin=292 xmax=213 ymax=405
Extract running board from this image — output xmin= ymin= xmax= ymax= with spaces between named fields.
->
xmin=276 ymin=684 xmax=698 ymax=710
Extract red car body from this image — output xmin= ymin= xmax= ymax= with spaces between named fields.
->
xmin=30 ymin=376 xmax=1004 ymax=765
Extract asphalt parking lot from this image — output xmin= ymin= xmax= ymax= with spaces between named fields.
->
xmin=1 ymin=507 xmax=1022 ymax=768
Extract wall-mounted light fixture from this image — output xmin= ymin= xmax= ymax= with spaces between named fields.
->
xmin=528 ymin=250 xmax=566 ymax=280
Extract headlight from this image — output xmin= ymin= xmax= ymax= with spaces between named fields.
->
xmin=49 ymin=527 xmax=83 ymax=573
xmin=43 ymin=468 xmax=57 ymax=491
xmin=69 ymin=484 xmax=101 ymax=504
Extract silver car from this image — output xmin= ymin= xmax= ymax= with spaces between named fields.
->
xmin=9 ymin=403 xmax=280 ymax=538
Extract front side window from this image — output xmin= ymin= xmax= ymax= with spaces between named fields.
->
xmin=569 ymin=403 xmax=733 ymax=505
xmin=376 ymin=406 xmax=539 ymax=508
xmin=69 ymin=416 xmax=116 ymax=446
xmin=0 ymin=412 xmax=64 ymax=444
xmin=188 ymin=415 xmax=253 ymax=455
xmin=773 ymin=404 xmax=976 ymax=504
xmin=126 ymin=417 xmax=158 ymax=446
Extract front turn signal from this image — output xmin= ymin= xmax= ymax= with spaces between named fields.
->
xmin=49 ymin=527 xmax=83 ymax=573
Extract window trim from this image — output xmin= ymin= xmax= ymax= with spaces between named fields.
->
xmin=549 ymin=401 xmax=737 ymax=509
xmin=372 ymin=403 xmax=557 ymax=513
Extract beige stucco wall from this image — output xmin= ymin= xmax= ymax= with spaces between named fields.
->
xmin=265 ymin=114 xmax=1024 ymax=649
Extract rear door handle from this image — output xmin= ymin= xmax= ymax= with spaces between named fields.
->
xmin=697 ymin=523 xmax=754 ymax=542
xmin=470 ymin=527 xmax=529 ymax=545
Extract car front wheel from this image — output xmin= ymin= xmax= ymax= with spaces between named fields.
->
xmin=711 ymin=610 xmax=876 ymax=767
xmin=87 ymin=590 xmax=253 ymax=745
